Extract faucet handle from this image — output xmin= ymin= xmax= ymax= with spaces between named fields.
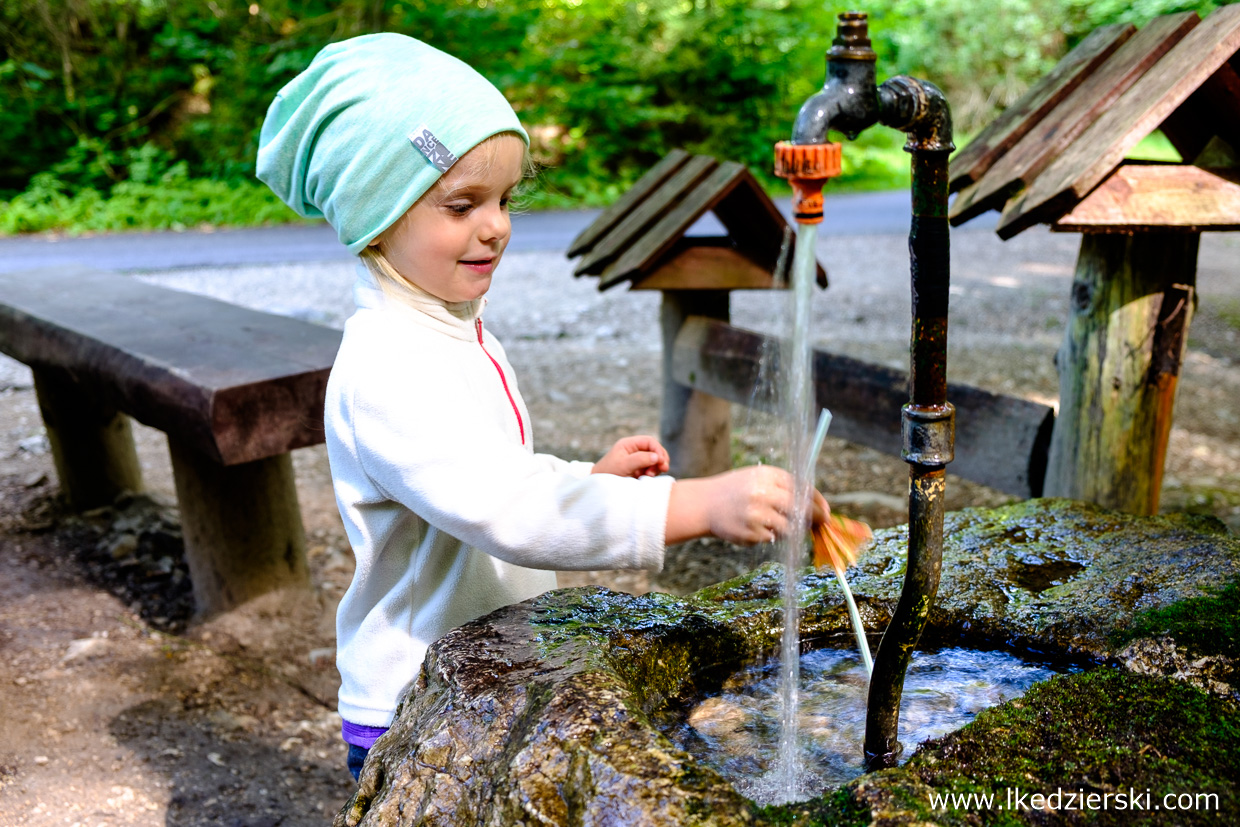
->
xmin=829 ymin=11 xmax=877 ymax=61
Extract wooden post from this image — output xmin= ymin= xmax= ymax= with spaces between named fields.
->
xmin=660 ymin=290 xmax=733 ymax=479
xmin=32 ymin=367 xmax=143 ymax=511
xmin=1044 ymin=231 xmax=1198 ymax=514
xmin=169 ymin=439 xmax=310 ymax=617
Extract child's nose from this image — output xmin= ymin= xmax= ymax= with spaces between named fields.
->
xmin=478 ymin=204 xmax=511 ymax=245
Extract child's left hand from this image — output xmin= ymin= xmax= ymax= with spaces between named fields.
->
xmin=591 ymin=435 xmax=670 ymax=479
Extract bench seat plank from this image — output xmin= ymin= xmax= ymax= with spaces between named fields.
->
xmin=0 ymin=266 xmax=341 ymax=466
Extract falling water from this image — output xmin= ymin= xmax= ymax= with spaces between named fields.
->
xmin=766 ymin=221 xmax=822 ymax=803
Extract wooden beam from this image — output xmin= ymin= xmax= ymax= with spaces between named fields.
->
xmin=661 ymin=294 xmax=732 ymax=479
xmin=948 ymin=23 xmax=1135 ymax=193
xmin=1044 ymin=233 xmax=1199 ymax=515
xmin=950 ymin=13 xmax=1196 ymax=226
xmin=670 ymin=316 xmax=1055 ymax=498
xmin=997 ymin=3 xmax=1240 ymax=239
xmin=630 ymin=242 xmax=777 ymax=291
xmin=566 ymin=149 xmax=691 ymax=258
xmin=1053 ymin=163 xmax=1240 ymax=232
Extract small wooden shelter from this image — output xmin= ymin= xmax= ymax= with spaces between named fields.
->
xmin=948 ymin=5 xmax=1240 ymax=514
xmin=569 ymin=148 xmax=826 ymax=291
xmin=568 ymin=149 xmax=825 ymax=478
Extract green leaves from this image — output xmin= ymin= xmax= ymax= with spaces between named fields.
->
xmin=2 ymin=0 xmax=1233 ymax=230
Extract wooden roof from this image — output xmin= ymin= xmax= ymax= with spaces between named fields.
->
xmin=567 ymin=149 xmax=826 ymax=291
xmin=949 ymin=5 xmax=1240 ymax=238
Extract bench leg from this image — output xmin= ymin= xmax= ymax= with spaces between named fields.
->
xmin=660 ymin=290 xmax=733 ymax=479
xmin=169 ymin=439 xmax=310 ymax=617
xmin=32 ymin=367 xmax=143 ymax=511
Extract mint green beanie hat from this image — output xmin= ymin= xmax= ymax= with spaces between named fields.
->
xmin=256 ymin=33 xmax=529 ymax=254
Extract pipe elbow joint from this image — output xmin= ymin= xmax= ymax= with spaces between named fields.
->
xmin=879 ymin=76 xmax=954 ymax=153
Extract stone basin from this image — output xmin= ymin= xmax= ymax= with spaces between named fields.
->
xmin=335 ymin=499 xmax=1240 ymax=826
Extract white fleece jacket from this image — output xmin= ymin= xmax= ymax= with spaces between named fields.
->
xmin=328 ymin=265 xmax=673 ymax=727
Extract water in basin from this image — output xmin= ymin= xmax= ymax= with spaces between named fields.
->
xmin=668 ymin=646 xmax=1069 ymax=805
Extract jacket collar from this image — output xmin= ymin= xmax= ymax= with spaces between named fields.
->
xmin=352 ymin=261 xmax=483 ymax=341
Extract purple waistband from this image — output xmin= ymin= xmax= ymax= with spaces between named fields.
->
xmin=342 ymin=720 xmax=390 ymax=749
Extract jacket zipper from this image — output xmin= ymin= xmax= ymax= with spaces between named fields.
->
xmin=476 ymin=318 xmax=525 ymax=446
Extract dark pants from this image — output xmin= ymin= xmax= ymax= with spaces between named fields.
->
xmin=347 ymin=743 xmax=369 ymax=781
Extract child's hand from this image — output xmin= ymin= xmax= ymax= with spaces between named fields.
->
xmin=591 ymin=435 xmax=670 ymax=479
xmin=666 ymin=466 xmax=828 ymax=546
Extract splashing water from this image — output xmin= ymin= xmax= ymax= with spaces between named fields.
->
xmin=669 ymin=647 xmax=1067 ymax=805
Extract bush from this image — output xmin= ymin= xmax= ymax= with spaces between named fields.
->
xmin=0 ymin=170 xmax=303 ymax=235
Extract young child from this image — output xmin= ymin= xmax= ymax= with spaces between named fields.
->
xmin=257 ymin=33 xmax=825 ymax=780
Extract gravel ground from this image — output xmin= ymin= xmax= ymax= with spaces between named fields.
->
xmin=0 ymin=225 xmax=1236 ymax=824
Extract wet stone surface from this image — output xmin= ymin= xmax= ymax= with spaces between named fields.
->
xmin=338 ymin=499 xmax=1240 ymax=826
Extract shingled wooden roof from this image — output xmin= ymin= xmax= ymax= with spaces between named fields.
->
xmin=949 ymin=5 xmax=1240 ymax=238
xmin=567 ymin=149 xmax=826 ymax=291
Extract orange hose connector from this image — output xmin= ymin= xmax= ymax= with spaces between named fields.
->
xmin=774 ymin=140 xmax=842 ymax=224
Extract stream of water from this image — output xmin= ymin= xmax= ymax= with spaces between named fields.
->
xmin=770 ymin=221 xmax=822 ymax=802
xmin=669 ymin=647 xmax=1067 ymax=805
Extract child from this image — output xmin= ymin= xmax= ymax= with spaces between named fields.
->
xmin=256 ymin=33 xmax=826 ymax=780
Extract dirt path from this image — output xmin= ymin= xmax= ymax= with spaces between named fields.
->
xmin=1 ymin=230 xmax=1236 ymax=825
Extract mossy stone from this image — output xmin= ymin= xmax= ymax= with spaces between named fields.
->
xmin=336 ymin=500 xmax=1240 ymax=826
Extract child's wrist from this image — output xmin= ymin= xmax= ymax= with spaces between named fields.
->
xmin=666 ymin=478 xmax=713 ymax=545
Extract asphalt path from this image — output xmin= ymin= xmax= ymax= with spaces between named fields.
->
xmin=0 ymin=190 xmax=996 ymax=273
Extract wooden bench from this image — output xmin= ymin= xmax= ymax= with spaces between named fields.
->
xmin=0 ymin=265 xmax=341 ymax=616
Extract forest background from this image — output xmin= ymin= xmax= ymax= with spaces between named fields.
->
xmin=0 ymin=0 xmax=1229 ymax=235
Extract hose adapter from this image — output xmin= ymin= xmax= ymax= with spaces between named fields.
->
xmin=773 ymin=141 xmax=842 ymax=224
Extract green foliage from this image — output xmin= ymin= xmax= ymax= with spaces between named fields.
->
xmin=1126 ymin=130 xmax=1183 ymax=161
xmin=0 ymin=168 xmax=302 ymax=235
xmin=1 ymin=0 xmax=1235 ymax=235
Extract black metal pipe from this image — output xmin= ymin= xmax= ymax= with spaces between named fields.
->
xmin=780 ymin=10 xmax=956 ymax=772
xmin=863 ymin=144 xmax=953 ymax=771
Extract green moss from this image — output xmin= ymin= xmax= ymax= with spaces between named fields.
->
xmin=759 ymin=787 xmax=871 ymax=827
xmin=531 ymin=588 xmax=753 ymax=717
xmin=1110 ymin=580 xmax=1240 ymax=661
xmin=898 ymin=669 xmax=1240 ymax=824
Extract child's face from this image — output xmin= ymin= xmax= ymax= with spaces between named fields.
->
xmin=373 ymin=134 xmax=525 ymax=303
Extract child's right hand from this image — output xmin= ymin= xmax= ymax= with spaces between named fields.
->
xmin=666 ymin=466 xmax=829 ymax=546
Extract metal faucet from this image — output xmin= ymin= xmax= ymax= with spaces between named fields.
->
xmin=775 ymin=10 xmax=956 ymax=772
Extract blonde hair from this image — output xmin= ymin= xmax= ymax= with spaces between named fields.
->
xmin=360 ymin=132 xmax=536 ymax=302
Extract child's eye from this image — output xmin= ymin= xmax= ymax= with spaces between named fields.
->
xmin=444 ymin=202 xmax=473 ymax=216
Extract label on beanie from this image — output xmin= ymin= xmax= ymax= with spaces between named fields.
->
xmin=409 ymin=126 xmax=458 ymax=173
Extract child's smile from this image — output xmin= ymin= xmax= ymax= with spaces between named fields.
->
xmin=370 ymin=133 xmax=526 ymax=303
